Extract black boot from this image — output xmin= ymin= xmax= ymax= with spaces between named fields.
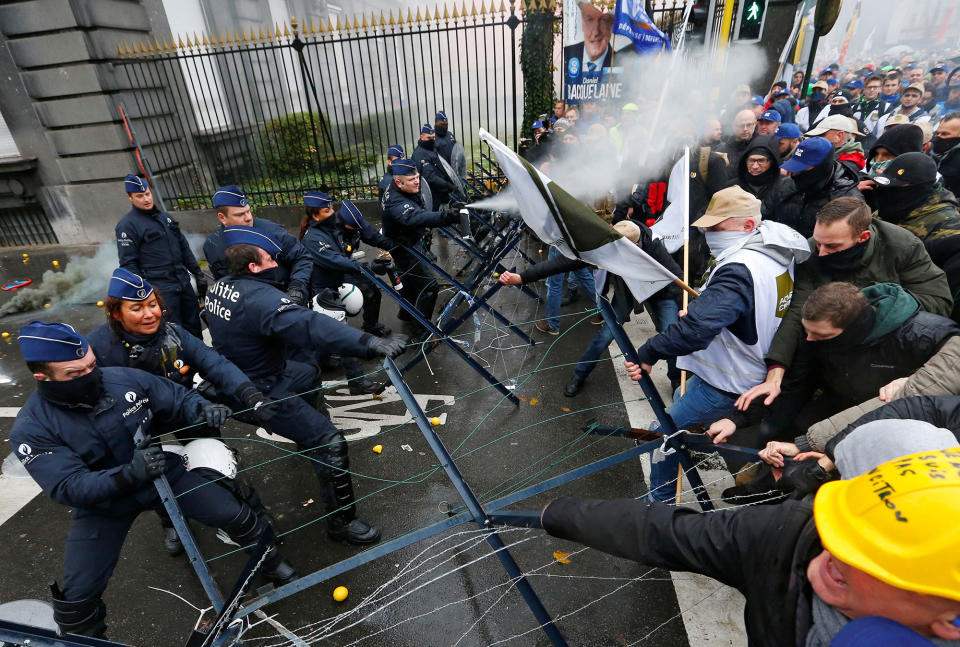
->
xmin=50 ymin=582 xmax=107 ymax=638
xmin=564 ymin=375 xmax=585 ymax=397
xmin=362 ymin=323 xmax=392 ymax=337
xmin=348 ymin=378 xmax=386 ymax=396
xmin=224 ymin=506 xmax=299 ymax=586
xmin=322 ymin=461 xmax=381 ymax=545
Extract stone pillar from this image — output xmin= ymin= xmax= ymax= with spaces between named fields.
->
xmin=0 ymin=0 xmax=177 ymax=244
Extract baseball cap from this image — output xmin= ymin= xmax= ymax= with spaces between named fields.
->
xmin=781 ymin=137 xmax=834 ymax=173
xmin=902 ymin=82 xmax=924 ymax=95
xmin=826 ymin=78 xmax=839 ymax=86
xmin=806 ymin=114 xmax=863 ymax=137
xmin=813 ymin=80 xmax=829 ymax=91
xmin=872 ymin=152 xmax=938 ymax=188
xmin=759 ymin=110 xmax=782 ymax=123
xmin=846 ymin=79 xmax=864 ymax=90
xmin=931 ymin=64 xmax=948 ymax=73
xmin=691 ymin=186 xmax=762 ymax=227
xmin=775 ymin=123 xmax=801 ymax=139
xmin=750 ymin=95 xmax=765 ymax=105
xmin=884 ymin=114 xmax=911 ymax=128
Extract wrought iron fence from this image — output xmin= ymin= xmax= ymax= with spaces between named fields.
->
xmin=113 ymin=2 xmax=534 ymax=210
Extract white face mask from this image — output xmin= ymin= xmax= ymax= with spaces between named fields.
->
xmin=704 ymin=229 xmax=752 ymax=257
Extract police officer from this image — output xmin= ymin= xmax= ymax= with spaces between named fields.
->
xmin=88 ymin=268 xmax=279 ymax=553
xmin=433 ymin=110 xmax=467 ymax=179
xmin=412 ymin=124 xmax=462 ymax=209
xmin=202 ymin=226 xmax=407 ymax=544
xmin=11 ymin=322 xmax=297 ymax=638
xmin=300 ymin=192 xmax=393 ymax=395
xmin=380 ymin=159 xmax=462 ymax=331
xmin=301 ymin=192 xmax=394 ymax=338
xmin=116 ymin=175 xmax=205 ymax=338
xmin=378 ymin=144 xmax=405 ymax=200
xmin=203 ymin=185 xmax=312 ymax=307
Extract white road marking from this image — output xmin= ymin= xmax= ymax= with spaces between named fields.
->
xmin=614 ymin=314 xmax=747 ymax=647
xmin=0 ymin=407 xmax=21 ymax=417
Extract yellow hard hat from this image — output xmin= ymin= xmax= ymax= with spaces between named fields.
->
xmin=814 ymin=447 xmax=960 ymax=602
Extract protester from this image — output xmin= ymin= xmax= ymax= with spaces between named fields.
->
xmin=779 ymin=137 xmax=862 ymax=238
xmin=775 ymin=122 xmax=801 ymax=162
xmin=735 ymin=134 xmax=798 ymax=222
xmin=719 ymin=110 xmax=757 ymax=178
xmin=756 ymin=110 xmax=781 ymax=136
xmin=624 ymin=186 xmax=810 ymax=502
xmin=737 ymin=197 xmax=953 ymax=413
xmin=931 ymin=111 xmax=960 ymax=197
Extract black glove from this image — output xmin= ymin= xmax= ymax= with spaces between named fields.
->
xmin=777 ymin=459 xmax=836 ymax=498
xmin=286 ymin=281 xmax=308 ymax=307
xmin=197 ymin=402 xmax=232 ymax=429
xmin=195 ymin=275 xmax=208 ymax=302
xmin=368 ymin=335 xmax=407 ymax=359
xmin=237 ymin=383 xmax=277 ymax=424
xmin=370 ymin=257 xmax=394 ymax=276
xmin=123 ymin=435 xmax=167 ymax=485
xmin=441 ymin=207 xmax=462 ymax=226
xmin=448 ymin=199 xmax=467 ymax=211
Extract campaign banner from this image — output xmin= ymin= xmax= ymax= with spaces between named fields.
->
xmin=563 ymin=1 xmax=629 ymax=104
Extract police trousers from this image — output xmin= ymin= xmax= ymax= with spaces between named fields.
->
xmin=155 ymin=280 xmax=202 ymax=339
xmin=62 ymin=467 xmax=242 ymax=602
xmin=391 ymin=246 xmax=438 ymax=323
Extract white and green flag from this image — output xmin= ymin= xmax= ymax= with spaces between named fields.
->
xmin=480 ymin=129 xmax=678 ymax=304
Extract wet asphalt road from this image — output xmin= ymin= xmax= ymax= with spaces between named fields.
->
xmin=0 ymin=237 xmax=695 ymax=647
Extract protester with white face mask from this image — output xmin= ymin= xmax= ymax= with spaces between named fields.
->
xmin=624 ymin=186 xmax=811 ymax=502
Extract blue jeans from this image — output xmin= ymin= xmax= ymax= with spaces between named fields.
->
xmin=645 ymin=296 xmax=680 ymax=384
xmin=647 ymin=374 xmax=738 ymax=501
xmin=544 ymin=248 xmax=596 ymax=330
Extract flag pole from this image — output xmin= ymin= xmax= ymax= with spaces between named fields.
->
xmin=676 ymin=146 xmax=691 ymax=503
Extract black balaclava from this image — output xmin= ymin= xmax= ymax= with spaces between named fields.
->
xmin=792 ymin=153 xmax=836 ymax=194
xmin=37 ymin=368 xmax=104 ymax=408
xmin=875 ymin=181 xmax=936 ymax=223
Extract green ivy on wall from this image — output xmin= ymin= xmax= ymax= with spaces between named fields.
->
xmin=520 ymin=3 xmax=557 ymax=138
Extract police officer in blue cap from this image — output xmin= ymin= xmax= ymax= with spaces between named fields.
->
xmin=301 ymin=193 xmax=393 ymax=338
xmin=380 ymin=159 xmax=463 ymax=330
xmin=116 ymin=174 xmax=205 ymax=338
xmin=413 ymin=124 xmax=464 ymax=209
xmin=203 ymin=226 xmax=407 ymax=544
xmin=203 ymin=185 xmax=313 ymax=307
xmin=88 ymin=268 xmax=279 ymax=553
xmin=300 ymin=193 xmax=394 ymax=395
xmin=10 ymin=321 xmax=297 ymax=638
xmin=433 ymin=110 xmax=467 ymax=179
xmin=378 ymin=144 xmax=406 ymax=200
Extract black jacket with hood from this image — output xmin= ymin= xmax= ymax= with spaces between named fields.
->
xmin=777 ymin=152 xmax=862 ymax=238
xmin=736 ymin=135 xmax=801 ymax=226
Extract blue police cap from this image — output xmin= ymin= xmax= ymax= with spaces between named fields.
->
xmin=387 ymin=144 xmax=405 ymax=157
xmin=749 ymin=95 xmax=764 ymax=105
xmin=392 ymin=158 xmax=417 ymax=176
xmin=223 ymin=226 xmax=282 ymax=257
xmin=124 ymin=174 xmax=148 ymax=194
xmin=339 ymin=198 xmax=368 ymax=230
xmin=435 ymin=110 xmax=448 ymax=122
xmin=759 ymin=110 xmax=782 ymax=123
xmin=781 ymin=136 xmax=833 ymax=173
xmin=421 ymin=124 xmax=434 ymax=135
xmin=532 ymin=120 xmax=543 ymax=130
xmin=213 ymin=185 xmax=248 ymax=208
xmin=775 ymin=123 xmax=801 ymax=140
xmin=303 ymin=191 xmax=332 ymax=209
xmin=108 ymin=268 xmax=154 ymax=301
xmin=18 ymin=321 xmax=89 ymax=363
xmin=932 ymin=64 xmax=948 ymax=73
xmin=846 ymin=79 xmax=864 ymax=90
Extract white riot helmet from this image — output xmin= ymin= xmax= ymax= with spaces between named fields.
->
xmin=180 ymin=438 xmax=238 ymax=479
xmin=312 ymin=289 xmax=346 ymax=322
xmin=338 ymin=283 xmax=364 ymax=316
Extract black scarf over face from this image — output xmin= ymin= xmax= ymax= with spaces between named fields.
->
xmin=815 ymin=239 xmax=868 ymax=272
xmin=808 ymin=305 xmax=876 ymax=350
xmin=875 ymin=182 xmax=936 ymax=223
xmin=792 ymin=154 xmax=836 ymax=194
xmin=37 ymin=367 xmax=104 ymax=409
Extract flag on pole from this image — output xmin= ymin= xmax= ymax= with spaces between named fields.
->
xmin=613 ymin=0 xmax=671 ymax=55
xmin=837 ymin=0 xmax=861 ymax=65
xmin=651 ymin=147 xmax=689 ymax=254
xmin=480 ymin=129 xmax=679 ymax=305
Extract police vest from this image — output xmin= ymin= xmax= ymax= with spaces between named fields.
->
xmin=677 ymin=247 xmax=795 ymax=394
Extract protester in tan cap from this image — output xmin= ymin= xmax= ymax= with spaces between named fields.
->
xmin=623 ymin=185 xmax=811 ymax=503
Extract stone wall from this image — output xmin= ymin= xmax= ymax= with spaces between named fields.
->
xmin=0 ymin=0 xmax=180 ymax=244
